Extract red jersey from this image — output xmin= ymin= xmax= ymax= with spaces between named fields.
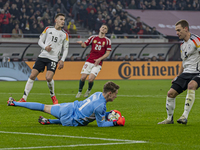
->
xmin=84 ymin=35 xmax=112 ymax=66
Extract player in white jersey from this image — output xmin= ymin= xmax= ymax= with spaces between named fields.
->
xmin=158 ymin=20 xmax=200 ymax=125
xmin=19 ymin=13 xmax=69 ymax=104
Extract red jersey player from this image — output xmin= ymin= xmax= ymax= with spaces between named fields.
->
xmin=76 ymin=24 xmax=111 ymax=98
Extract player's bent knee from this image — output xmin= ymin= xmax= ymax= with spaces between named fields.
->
xmin=46 ymin=77 xmax=52 ymax=82
xmin=80 ymin=76 xmax=87 ymax=81
xmin=43 ymin=105 xmax=52 ymax=114
xmin=29 ymin=75 xmax=37 ymax=80
xmin=167 ymin=91 xmax=176 ymax=98
xmin=187 ymin=82 xmax=197 ymax=90
xmin=88 ymin=78 xmax=94 ymax=83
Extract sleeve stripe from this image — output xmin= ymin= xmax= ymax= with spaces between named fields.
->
xmin=61 ymin=29 xmax=69 ymax=41
xmin=65 ymin=33 xmax=69 ymax=41
xmin=89 ymin=35 xmax=96 ymax=45
xmin=42 ymin=27 xmax=49 ymax=34
xmin=191 ymin=34 xmax=200 ymax=48
xmin=192 ymin=40 xmax=198 ymax=47
xmin=192 ymin=38 xmax=200 ymax=48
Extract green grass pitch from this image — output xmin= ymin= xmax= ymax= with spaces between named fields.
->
xmin=1 ymin=80 xmax=200 ymax=149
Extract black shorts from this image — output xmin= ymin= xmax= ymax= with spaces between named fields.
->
xmin=171 ymin=73 xmax=200 ymax=94
xmin=33 ymin=57 xmax=58 ymax=73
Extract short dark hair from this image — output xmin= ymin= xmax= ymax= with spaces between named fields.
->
xmin=175 ymin=20 xmax=189 ymax=31
xmin=103 ymin=81 xmax=120 ymax=93
xmin=55 ymin=13 xmax=65 ymax=19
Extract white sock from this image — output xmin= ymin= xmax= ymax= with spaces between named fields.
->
xmin=23 ymin=78 xmax=34 ymax=100
xmin=183 ymin=90 xmax=195 ymax=119
xmin=47 ymin=79 xmax=55 ymax=97
xmin=166 ymin=96 xmax=175 ymax=120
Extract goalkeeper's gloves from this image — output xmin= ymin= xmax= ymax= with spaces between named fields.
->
xmin=112 ymin=110 xmax=122 ymax=117
xmin=113 ymin=116 xmax=125 ymax=126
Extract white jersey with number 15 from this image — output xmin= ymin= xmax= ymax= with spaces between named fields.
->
xmin=38 ymin=26 xmax=69 ymax=62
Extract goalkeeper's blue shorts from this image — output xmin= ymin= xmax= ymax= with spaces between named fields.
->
xmin=51 ymin=103 xmax=78 ymax=126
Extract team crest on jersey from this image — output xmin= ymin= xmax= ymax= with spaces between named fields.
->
xmin=102 ymin=42 xmax=105 ymax=45
xmin=94 ymin=40 xmax=97 ymax=44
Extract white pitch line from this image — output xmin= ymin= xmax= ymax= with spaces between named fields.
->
xmin=0 ymin=131 xmax=146 ymax=143
xmin=0 ymin=131 xmax=147 ymax=150
xmin=0 ymin=141 xmax=146 ymax=150
xmin=0 ymin=92 xmax=192 ymax=99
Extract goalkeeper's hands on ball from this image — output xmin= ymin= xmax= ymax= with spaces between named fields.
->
xmin=113 ymin=116 xmax=125 ymax=126
xmin=106 ymin=110 xmax=125 ymax=126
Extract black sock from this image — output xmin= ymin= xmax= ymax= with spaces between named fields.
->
xmin=88 ymin=82 xmax=94 ymax=91
xmin=79 ymin=80 xmax=85 ymax=92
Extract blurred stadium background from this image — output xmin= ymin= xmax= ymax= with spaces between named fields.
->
xmin=1 ymin=1 xmax=200 ymax=149
xmin=0 ymin=0 xmax=199 ymax=80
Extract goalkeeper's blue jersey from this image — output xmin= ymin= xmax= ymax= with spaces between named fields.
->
xmin=72 ymin=92 xmax=114 ymax=127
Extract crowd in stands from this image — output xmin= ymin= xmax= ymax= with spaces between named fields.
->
xmin=0 ymin=0 xmax=199 ymax=38
xmin=70 ymin=0 xmax=161 ymax=37
xmin=128 ymin=0 xmax=200 ymax=11
xmin=0 ymin=0 xmax=54 ymax=37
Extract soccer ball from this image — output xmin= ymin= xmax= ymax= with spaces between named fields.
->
xmin=107 ymin=110 xmax=121 ymax=121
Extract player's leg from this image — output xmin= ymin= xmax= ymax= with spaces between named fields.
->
xmin=158 ymin=73 xmax=192 ymax=124
xmin=45 ymin=103 xmax=73 ymax=125
xmin=84 ymin=73 xmax=96 ymax=98
xmin=158 ymin=74 xmax=187 ymax=124
xmin=84 ymin=65 xmax=101 ymax=98
xmin=46 ymin=60 xmax=58 ymax=104
xmin=167 ymin=88 xmax=178 ymax=120
xmin=178 ymin=77 xmax=200 ymax=124
xmin=20 ymin=58 xmax=45 ymax=102
xmin=8 ymin=97 xmax=46 ymax=111
xmin=46 ymin=71 xmax=57 ymax=104
xmin=8 ymin=97 xmax=63 ymax=125
xmin=158 ymin=88 xmax=179 ymax=124
xmin=20 ymin=69 xmax=39 ymax=102
xmin=76 ymin=74 xmax=88 ymax=98
xmin=76 ymin=62 xmax=91 ymax=98
xmin=38 ymin=104 xmax=61 ymax=125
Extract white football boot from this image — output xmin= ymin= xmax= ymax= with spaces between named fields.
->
xmin=76 ymin=92 xmax=82 ymax=98
xmin=158 ymin=119 xmax=174 ymax=124
xmin=84 ymin=90 xmax=91 ymax=98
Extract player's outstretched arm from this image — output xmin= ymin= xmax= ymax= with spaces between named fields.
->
xmin=77 ymin=41 xmax=87 ymax=48
xmin=95 ymin=109 xmax=125 ymax=127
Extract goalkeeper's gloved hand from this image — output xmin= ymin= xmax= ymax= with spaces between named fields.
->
xmin=113 ymin=116 xmax=125 ymax=126
xmin=112 ymin=110 xmax=122 ymax=117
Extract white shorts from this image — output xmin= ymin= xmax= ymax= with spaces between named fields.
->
xmin=81 ymin=62 xmax=101 ymax=76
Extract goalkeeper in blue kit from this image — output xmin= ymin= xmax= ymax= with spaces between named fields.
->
xmin=7 ymin=81 xmax=125 ymax=127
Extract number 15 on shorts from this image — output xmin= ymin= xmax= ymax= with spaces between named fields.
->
xmin=51 ymin=62 xmax=57 ymax=70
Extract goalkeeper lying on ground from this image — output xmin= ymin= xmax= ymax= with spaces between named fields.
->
xmin=7 ymin=81 xmax=125 ymax=127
